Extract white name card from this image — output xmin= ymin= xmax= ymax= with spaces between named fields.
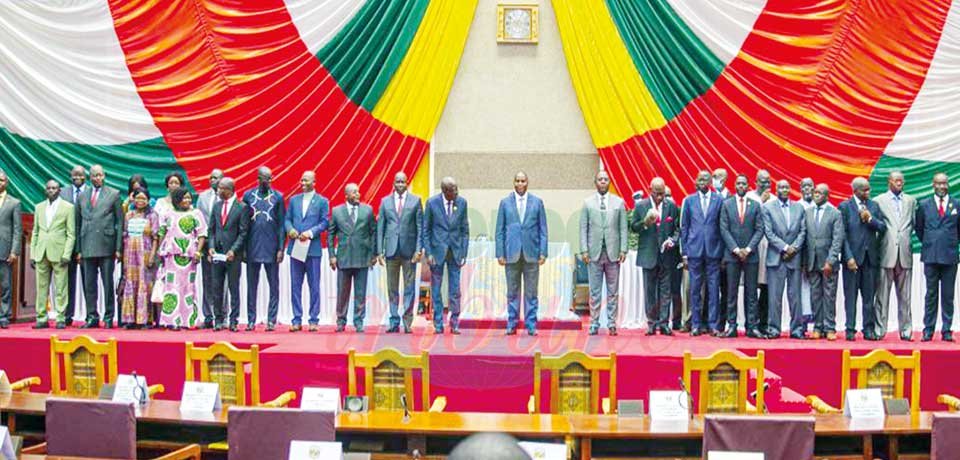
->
xmin=180 ymin=381 xmax=221 ymax=413
xmin=301 ymin=387 xmax=340 ymax=414
xmin=518 ymin=441 xmax=567 ymax=460
xmin=708 ymin=452 xmax=764 ymax=460
xmin=0 ymin=426 xmax=14 ymax=460
xmin=844 ymin=389 xmax=885 ymax=419
xmin=288 ymin=440 xmax=343 ymax=460
xmin=113 ymin=374 xmax=149 ymax=404
xmin=0 ymin=371 xmax=10 ymax=394
xmin=649 ymin=390 xmax=689 ymax=420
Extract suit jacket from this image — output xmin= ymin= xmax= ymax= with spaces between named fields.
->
xmin=580 ymin=193 xmax=628 ymax=262
xmin=719 ymin=195 xmax=763 ymax=263
xmin=422 ymin=194 xmax=469 ymax=263
xmin=284 ymin=193 xmax=330 ymax=258
xmin=197 ymin=189 xmax=217 ymax=222
xmin=207 ymin=198 xmax=249 ymax=259
xmin=838 ymin=197 xmax=886 ymax=266
xmin=631 ymin=198 xmax=679 ymax=269
xmin=59 ymin=184 xmax=86 ymax=205
xmin=762 ymin=199 xmax=806 ymax=269
xmin=915 ymin=195 xmax=960 ymax=265
xmin=75 ymin=186 xmax=123 ymax=257
xmin=31 ymin=199 xmax=76 ymax=263
xmin=874 ymin=191 xmax=916 ymax=268
xmin=680 ymin=191 xmax=723 ymax=259
xmin=495 ymin=193 xmax=548 ymax=263
xmin=0 ymin=195 xmax=22 ymax=260
xmin=328 ymin=203 xmax=376 ymax=269
xmin=377 ymin=193 xmax=423 ymax=259
xmin=803 ymin=205 xmax=844 ymax=272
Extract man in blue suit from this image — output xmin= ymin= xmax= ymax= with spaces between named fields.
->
xmin=680 ymin=170 xmax=724 ymax=335
xmin=916 ymin=172 xmax=960 ymax=342
xmin=838 ymin=177 xmax=886 ymax=341
xmin=284 ymin=171 xmax=329 ymax=332
xmin=376 ymin=172 xmax=423 ymax=333
xmin=423 ymin=177 xmax=470 ymax=334
xmin=496 ymin=172 xmax=548 ymax=336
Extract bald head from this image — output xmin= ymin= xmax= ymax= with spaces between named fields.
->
xmin=650 ymin=177 xmax=666 ymax=205
xmin=217 ymin=177 xmax=235 ymax=200
xmin=89 ymin=164 xmax=105 ymax=188
xmin=813 ymin=183 xmax=830 ymax=206
xmin=851 ymin=177 xmax=871 ymax=201
xmin=393 ymin=171 xmax=408 ymax=195
xmin=345 ymin=183 xmax=360 ymax=205
xmin=257 ymin=166 xmax=272 ymax=191
xmin=888 ymin=170 xmax=904 ymax=194
xmin=449 ymin=433 xmax=531 ymax=460
xmin=441 ymin=176 xmax=458 ymax=201
xmin=70 ymin=166 xmax=87 ymax=188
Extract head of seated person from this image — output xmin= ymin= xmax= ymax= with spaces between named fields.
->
xmin=449 ymin=433 xmax=531 ymax=460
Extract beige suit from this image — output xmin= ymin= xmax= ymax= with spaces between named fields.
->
xmin=874 ymin=191 xmax=916 ymax=337
xmin=31 ymin=199 xmax=76 ymax=323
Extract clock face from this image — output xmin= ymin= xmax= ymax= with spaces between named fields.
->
xmin=504 ymin=8 xmax=532 ymax=40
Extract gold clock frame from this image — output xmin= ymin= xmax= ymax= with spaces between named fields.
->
xmin=497 ymin=4 xmax=539 ymax=44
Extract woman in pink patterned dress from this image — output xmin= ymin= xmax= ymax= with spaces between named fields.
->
xmin=156 ymin=187 xmax=207 ymax=330
xmin=120 ymin=187 xmax=159 ymax=329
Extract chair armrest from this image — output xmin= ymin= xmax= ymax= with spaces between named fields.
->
xmin=602 ymin=397 xmax=611 ymax=415
xmin=21 ymin=442 xmax=47 ymax=454
xmin=208 ymin=441 xmax=229 ymax=451
xmin=527 ymin=394 xmax=535 ymax=414
xmin=153 ymin=444 xmax=202 ymax=460
xmin=429 ymin=396 xmax=447 ymax=412
xmin=806 ymin=395 xmax=841 ymax=413
xmin=11 ymin=376 xmax=41 ymax=392
xmin=745 ymin=400 xmax=758 ymax=414
xmin=260 ymin=390 xmax=297 ymax=408
xmin=148 ymin=384 xmax=165 ymax=397
xmin=938 ymin=394 xmax=960 ymax=412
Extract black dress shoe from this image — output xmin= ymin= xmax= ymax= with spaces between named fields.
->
xmin=608 ymin=327 xmax=617 ymax=336
xmin=679 ymin=325 xmax=691 ymax=333
xmin=921 ymin=333 xmax=933 ymax=342
xmin=589 ymin=327 xmax=599 ymax=336
xmin=229 ymin=324 xmax=239 ymax=332
xmin=527 ymin=329 xmax=537 ymax=336
xmin=335 ymin=324 xmax=345 ymax=332
xmin=505 ymin=328 xmax=516 ymax=336
xmin=80 ymin=321 xmax=99 ymax=329
xmin=451 ymin=328 xmax=461 ymax=335
xmin=645 ymin=328 xmax=656 ymax=336
xmin=943 ymin=331 xmax=954 ymax=342
xmin=746 ymin=328 xmax=763 ymax=338
xmin=104 ymin=321 xmax=113 ymax=329
xmin=33 ymin=322 xmax=49 ymax=329
xmin=245 ymin=324 xmax=256 ymax=331
xmin=846 ymin=331 xmax=856 ymax=341
xmin=355 ymin=325 xmax=364 ymax=333
xmin=213 ymin=324 xmax=222 ymax=332
xmin=265 ymin=323 xmax=275 ymax=332
xmin=0 ymin=323 xmax=8 ymax=329
xmin=690 ymin=329 xmax=702 ymax=337
xmin=900 ymin=333 xmax=912 ymax=341
xmin=710 ymin=329 xmax=720 ymax=337
xmin=386 ymin=326 xmax=400 ymax=333
xmin=765 ymin=330 xmax=780 ymax=339
xmin=201 ymin=322 xmax=214 ymax=330
xmin=56 ymin=322 xmax=66 ymax=329
xmin=660 ymin=326 xmax=673 ymax=336
xmin=790 ymin=332 xmax=808 ymax=340
xmin=720 ymin=329 xmax=738 ymax=338
xmin=404 ymin=326 xmax=412 ymax=334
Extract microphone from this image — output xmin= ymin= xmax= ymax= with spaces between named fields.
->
xmin=400 ymin=394 xmax=411 ymax=423
xmin=750 ymin=382 xmax=770 ymax=414
xmin=131 ymin=370 xmax=147 ymax=406
xmin=678 ymin=377 xmax=693 ymax=420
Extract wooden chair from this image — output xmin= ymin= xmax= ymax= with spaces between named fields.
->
xmin=683 ymin=350 xmax=764 ymax=414
xmin=50 ymin=335 xmax=163 ymax=397
xmin=347 ymin=348 xmax=446 ymax=412
xmin=938 ymin=394 xmax=960 ymax=411
xmin=184 ymin=341 xmax=296 ymax=407
xmin=806 ymin=349 xmax=920 ymax=415
xmin=1 ymin=372 xmax=41 ymax=392
xmin=530 ymin=351 xmax=616 ymax=415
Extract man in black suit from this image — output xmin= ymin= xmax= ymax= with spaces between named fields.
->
xmin=207 ymin=177 xmax=249 ymax=331
xmin=838 ymin=177 xmax=886 ymax=341
xmin=59 ymin=165 xmax=87 ymax=326
xmin=718 ymin=174 xmax=764 ymax=338
xmin=76 ymin=165 xmax=123 ymax=329
xmin=631 ymin=178 xmax=679 ymax=336
xmin=915 ymin=172 xmax=960 ymax=342
xmin=0 ymin=170 xmax=21 ymax=329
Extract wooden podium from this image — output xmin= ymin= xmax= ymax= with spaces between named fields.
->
xmin=12 ymin=213 xmax=36 ymax=322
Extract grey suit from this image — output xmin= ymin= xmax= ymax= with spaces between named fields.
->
xmin=874 ymin=191 xmax=916 ymax=337
xmin=59 ymin=184 xmax=86 ymax=322
xmin=376 ymin=193 xmax=423 ymax=329
xmin=197 ymin=188 xmax=218 ymax=325
xmin=328 ymin=203 xmax=376 ymax=327
xmin=76 ymin=186 xmax=123 ymax=324
xmin=579 ymin=193 xmax=628 ymax=328
xmin=0 ymin=195 xmax=22 ymax=325
xmin=763 ymin=199 xmax=806 ymax=335
xmin=803 ymin=205 xmax=843 ymax=334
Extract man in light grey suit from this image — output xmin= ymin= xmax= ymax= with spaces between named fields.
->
xmin=579 ymin=170 xmax=628 ymax=335
xmin=377 ymin=172 xmax=423 ymax=333
xmin=77 ymin=165 xmax=123 ymax=329
xmin=0 ymin=171 xmax=22 ymax=329
xmin=197 ymin=168 xmax=223 ymax=329
xmin=874 ymin=171 xmax=916 ymax=340
xmin=803 ymin=184 xmax=843 ymax=340
xmin=762 ymin=180 xmax=806 ymax=339
xmin=328 ymin=183 xmax=377 ymax=333
xmin=59 ymin=165 xmax=86 ymax=326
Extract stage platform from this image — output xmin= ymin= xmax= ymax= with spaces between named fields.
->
xmin=0 ymin=323 xmax=956 ymax=414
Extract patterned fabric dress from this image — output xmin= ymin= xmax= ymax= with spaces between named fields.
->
xmin=157 ymin=208 xmax=208 ymax=327
xmin=120 ymin=209 xmax=159 ymax=325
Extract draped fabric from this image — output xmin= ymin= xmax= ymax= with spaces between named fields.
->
xmin=553 ymin=0 xmax=958 ymax=204
xmin=0 ymin=0 xmax=478 ymax=212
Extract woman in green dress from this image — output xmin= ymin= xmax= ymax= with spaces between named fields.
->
xmin=156 ymin=187 xmax=207 ymax=329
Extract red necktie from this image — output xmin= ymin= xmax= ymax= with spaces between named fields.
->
xmin=739 ymin=197 xmax=745 ymax=224
xmin=396 ymin=194 xmax=403 ymax=217
xmin=221 ymin=201 xmax=229 ymax=226
xmin=939 ymin=199 xmax=945 ymax=218
xmin=91 ymin=188 xmax=99 ymax=208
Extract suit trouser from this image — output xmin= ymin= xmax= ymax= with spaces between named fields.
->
xmin=290 ymin=257 xmax=322 ymax=325
xmin=246 ymin=261 xmax=279 ymax=325
xmin=66 ymin=257 xmax=83 ymax=323
xmin=336 ymin=267 xmax=368 ymax=327
xmin=589 ymin=252 xmax=620 ymax=328
xmin=0 ymin=262 xmax=12 ymax=325
xmin=808 ymin=268 xmax=838 ymax=333
xmin=671 ymin=266 xmax=683 ymax=328
xmin=386 ymin=257 xmax=417 ymax=329
xmin=82 ymin=256 xmax=116 ymax=323
xmin=923 ymin=263 xmax=956 ymax=334
xmin=687 ymin=257 xmax=720 ymax=330
xmin=506 ymin=254 xmax=539 ymax=332
xmin=726 ymin=261 xmax=759 ymax=330
xmin=201 ymin=258 xmax=214 ymax=325
xmin=36 ymin=258 xmax=68 ymax=323
xmin=767 ymin=264 xmax=803 ymax=334
xmin=876 ymin=262 xmax=912 ymax=336
xmin=842 ymin=263 xmax=878 ymax=334
xmin=717 ymin=261 xmax=728 ymax=329
xmin=431 ymin=251 xmax=462 ymax=329
xmin=211 ymin=260 xmax=241 ymax=325
xmin=642 ymin=264 xmax=670 ymax=329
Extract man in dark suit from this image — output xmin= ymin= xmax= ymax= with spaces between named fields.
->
xmin=803 ymin=184 xmax=844 ymax=340
xmin=496 ymin=172 xmax=548 ymax=336
xmin=197 ymin=169 xmax=223 ymax=328
xmin=838 ymin=177 xmax=886 ymax=341
xmin=680 ymin=170 xmax=724 ymax=335
xmin=59 ymin=165 xmax=86 ymax=326
xmin=76 ymin=165 xmax=123 ymax=329
xmin=329 ymin=183 xmax=377 ymax=333
xmin=207 ymin=177 xmax=249 ymax=332
xmin=718 ymin=174 xmax=764 ymax=338
xmin=377 ymin=172 xmax=423 ymax=334
xmin=284 ymin=171 xmax=329 ymax=332
xmin=242 ymin=167 xmax=284 ymax=331
xmin=632 ymin=178 xmax=679 ymax=335
xmin=423 ymin=177 xmax=470 ymax=334
xmin=762 ymin=180 xmax=806 ymax=339
xmin=0 ymin=171 xmax=21 ymax=329
xmin=915 ymin=172 xmax=960 ymax=342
